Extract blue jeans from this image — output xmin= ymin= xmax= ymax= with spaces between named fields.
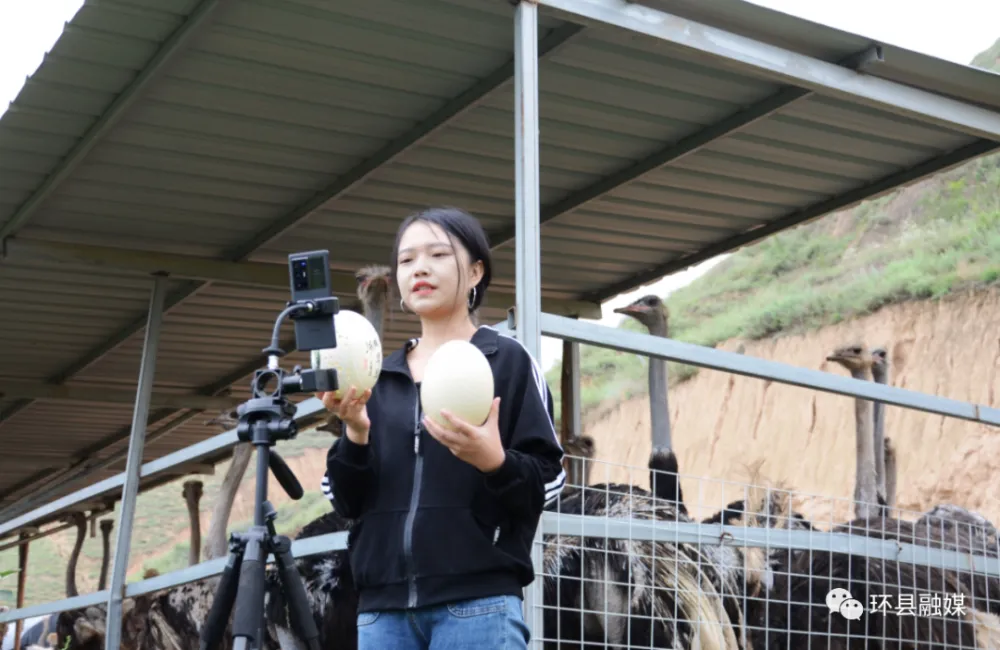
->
xmin=356 ymin=594 xmax=530 ymax=649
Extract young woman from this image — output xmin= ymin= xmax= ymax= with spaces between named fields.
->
xmin=318 ymin=206 xmax=566 ymax=649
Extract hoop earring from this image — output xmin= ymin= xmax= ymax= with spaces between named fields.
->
xmin=400 ymin=297 xmax=409 ymax=313
xmin=468 ymin=287 xmax=477 ymax=310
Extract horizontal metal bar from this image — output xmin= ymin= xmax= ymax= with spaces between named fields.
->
xmin=7 ymin=510 xmax=996 ymax=622
xmin=1 ymin=238 xmax=601 ymax=319
xmin=538 ymin=0 xmax=1000 ymax=140
xmin=0 ymin=379 xmax=242 ymax=411
xmin=539 ymin=313 xmax=1000 ymax=426
xmin=540 ymin=512 xmax=1000 ymax=579
xmin=0 ymin=530 xmax=348 ymax=624
xmin=0 ymin=396 xmax=328 ymax=537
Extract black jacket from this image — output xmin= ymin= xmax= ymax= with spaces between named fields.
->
xmin=321 ymin=325 xmax=566 ymax=613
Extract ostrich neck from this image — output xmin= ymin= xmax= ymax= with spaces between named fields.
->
xmin=850 ymin=367 xmax=879 ymax=519
xmin=203 ymin=443 xmax=253 ymax=561
xmin=98 ymin=523 xmax=112 ymax=591
xmin=884 ymin=441 xmax=897 ymax=509
xmin=648 ymin=321 xmax=671 ymax=451
xmin=871 ymin=366 xmax=888 ymax=501
xmin=364 ymin=294 xmax=387 ymax=338
xmin=184 ymin=488 xmax=202 ymax=567
xmin=66 ymin=513 xmax=86 ymax=598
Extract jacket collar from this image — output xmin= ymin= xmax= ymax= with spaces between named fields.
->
xmin=382 ymin=325 xmax=500 ymax=378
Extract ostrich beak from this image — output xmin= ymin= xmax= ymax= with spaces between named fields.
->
xmin=614 ymin=304 xmax=644 ymax=316
xmin=825 ymin=354 xmax=842 ymax=362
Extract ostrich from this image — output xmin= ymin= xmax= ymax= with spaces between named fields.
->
xmin=826 ymin=342 xmax=883 ymax=520
xmin=738 ymin=344 xmax=1000 ymax=648
xmin=614 ymin=295 xmax=812 ymax=534
xmin=535 ymin=294 xmax=791 ymax=648
xmin=262 ymin=510 xmax=357 ymax=650
xmin=613 ymin=295 xmax=683 ymax=506
xmin=181 ymin=480 xmax=203 ymax=566
xmin=870 ymin=346 xmax=996 ymax=545
xmin=541 ymin=458 xmax=776 ymax=649
xmin=745 ymin=489 xmax=1000 ymax=649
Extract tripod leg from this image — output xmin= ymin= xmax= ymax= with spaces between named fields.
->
xmin=232 ymin=529 xmax=268 ymax=650
xmin=272 ymin=535 xmax=321 ymax=650
xmin=200 ymin=539 xmax=244 ymax=650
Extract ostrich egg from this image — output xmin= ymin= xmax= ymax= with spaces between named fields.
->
xmin=421 ymin=339 xmax=495 ymax=431
xmin=309 ymin=310 xmax=383 ymax=400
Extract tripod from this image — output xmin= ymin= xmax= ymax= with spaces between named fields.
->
xmin=200 ymin=249 xmax=340 ymax=650
xmin=199 ymin=384 xmax=325 ymax=650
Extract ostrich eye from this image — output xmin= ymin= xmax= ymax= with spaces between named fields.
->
xmin=851 ymin=347 xmax=861 ymax=354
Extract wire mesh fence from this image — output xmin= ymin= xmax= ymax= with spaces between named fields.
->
xmin=537 ymin=451 xmax=1000 ymax=649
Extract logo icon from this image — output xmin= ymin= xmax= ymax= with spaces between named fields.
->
xmin=826 ymin=587 xmax=864 ymax=620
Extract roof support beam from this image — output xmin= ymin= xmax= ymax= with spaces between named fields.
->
xmin=0 ymin=23 xmax=588 ymax=436
xmin=2 ymin=238 xmax=602 ymax=318
xmin=539 ymin=0 xmax=1000 ymax=140
xmin=484 ymin=44 xmax=881 ymax=253
xmin=0 ymin=0 xmax=229 ymax=241
xmin=0 ymin=380 xmax=242 ymax=411
xmin=591 ymin=138 xmax=1000 ymax=300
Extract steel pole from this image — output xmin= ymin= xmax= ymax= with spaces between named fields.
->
xmin=104 ymin=274 xmax=168 ymax=650
xmin=513 ymin=1 xmax=545 ymax=647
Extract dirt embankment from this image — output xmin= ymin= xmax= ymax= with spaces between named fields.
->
xmin=581 ymin=288 xmax=1000 ymax=527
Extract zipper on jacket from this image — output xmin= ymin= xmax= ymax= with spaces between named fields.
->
xmin=402 ymin=392 xmax=423 ymax=608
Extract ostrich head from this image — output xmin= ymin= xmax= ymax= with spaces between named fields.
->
xmin=354 ymin=264 xmax=392 ymax=339
xmin=563 ymin=434 xmax=595 ymax=459
xmin=203 ymin=408 xmax=239 ymax=431
xmin=613 ymin=294 xmax=668 ymax=337
xmin=825 ymin=342 xmax=872 ymax=377
xmin=355 ymin=264 xmax=392 ymax=303
xmin=870 ymin=345 xmax=889 ymax=382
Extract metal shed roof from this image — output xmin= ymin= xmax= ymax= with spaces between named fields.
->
xmin=1 ymin=0 xmax=999 ymax=537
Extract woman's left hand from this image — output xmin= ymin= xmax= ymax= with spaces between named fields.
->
xmin=423 ymin=397 xmax=506 ymax=473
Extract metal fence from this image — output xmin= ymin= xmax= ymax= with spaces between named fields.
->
xmin=2 ymin=1 xmax=1000 ymax=649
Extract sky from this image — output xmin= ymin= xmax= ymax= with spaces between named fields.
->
xmin=2 ymin=0 xmax=998 ymax=371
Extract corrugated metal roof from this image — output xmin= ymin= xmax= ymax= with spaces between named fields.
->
xmin=1 ymin=0 xmax=999 ymax=536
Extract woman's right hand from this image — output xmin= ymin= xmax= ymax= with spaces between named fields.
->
xmin=318 ymin=386 xmax=371 ymax=444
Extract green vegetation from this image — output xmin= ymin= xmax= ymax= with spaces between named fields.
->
xmin=3 ymin=36 xmax=999 ymax=612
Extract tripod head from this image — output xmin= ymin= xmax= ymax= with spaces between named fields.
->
xmin=201 ymin=250 xmax=339 ymax=650
xmin=235 ymin=249 xmax=341 ymax=498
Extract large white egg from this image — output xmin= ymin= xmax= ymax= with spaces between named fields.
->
xmin=421 ymin=339 xmax=495 ymax=431
xmin=309 ymin=310 xmax=382 ymax=400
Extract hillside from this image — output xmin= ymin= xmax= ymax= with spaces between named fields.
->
xmin=2 ymin=38 xmax=1000 ymax=609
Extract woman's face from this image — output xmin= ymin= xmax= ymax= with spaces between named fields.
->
xmin=396 ymin=220 xmax=482 ymax=320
